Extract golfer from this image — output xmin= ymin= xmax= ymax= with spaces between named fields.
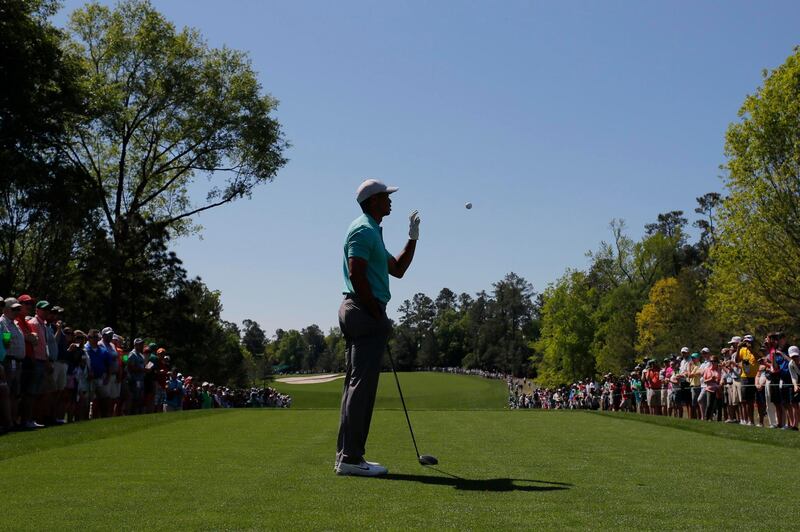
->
xmin=335 ymin=178 xmax=420 ymax=476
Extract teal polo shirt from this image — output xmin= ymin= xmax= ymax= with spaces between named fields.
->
xmin=342 ymin=213 xmax=392 ymax=304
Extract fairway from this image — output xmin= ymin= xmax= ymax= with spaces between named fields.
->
xmin=3 ymin=374 xmax=800 ymax=530
xmin=271 ymin=371 xmax=507 ymax=410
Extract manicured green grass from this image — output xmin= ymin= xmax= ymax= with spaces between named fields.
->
xmin=596 ymin=410 xmax=800 ymax=450
xmin=3 ymin=374 xmax=800 ymax=529
xmin=271 ymin=371 xmax=507 ymax=410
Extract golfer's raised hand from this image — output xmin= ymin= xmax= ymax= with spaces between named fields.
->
xmin=408 ymin=210 xmax=421 ymax=240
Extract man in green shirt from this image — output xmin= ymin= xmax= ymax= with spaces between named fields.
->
xmin=335 ymin=179 xmax=420 ymax=477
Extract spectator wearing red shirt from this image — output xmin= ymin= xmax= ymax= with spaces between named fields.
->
xmin=29 ymin=301 xmax=56 ymax=425
xmin=645 ymin=361 xmax=663 ymax=416
xmin=15 ymin=295 xmax=42 ymax=429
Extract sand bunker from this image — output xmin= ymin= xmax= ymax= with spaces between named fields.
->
xmin=275 ymin=374 xmax=344 ymax=384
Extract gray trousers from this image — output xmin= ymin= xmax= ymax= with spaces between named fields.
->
xmin=336 ymin=296 xmax=391 ymax=464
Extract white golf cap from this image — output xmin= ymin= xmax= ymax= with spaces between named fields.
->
xmin=680 ymin=347 xmax=689 ymax=354
xmin=789 ymin=346 xmax=800 ymax=357
xmin=728 ymin=336 xmax=742 ymax=344
xmin=356 ymin=179 xmax=398 ymax=204
xmin=701 ymin=347 xmax=710 ymax=354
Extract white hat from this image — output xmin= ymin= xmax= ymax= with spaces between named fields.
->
xmin=356 ymin=179 xmax=398 ymax=204
xmin=701 ymin=347 xmax=710 ymax=354
xmin=728 ymin=336 xmax=742 ymax=344
xmin=743 ymin=334 xmax=754 ymax=342
xmin=680 ymin=347 xmax=690 ymax=354
xmin=101 ymin=326 xmax=114 ymax=336
xmin=788 ymin=346 xmax=800 ymax=358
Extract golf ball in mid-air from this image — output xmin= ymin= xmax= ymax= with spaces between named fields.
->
xmin=465 ymin=202 xmax=473 ymax=210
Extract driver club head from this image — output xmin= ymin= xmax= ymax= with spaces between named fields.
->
xmin=418 ymin=454 xmax=438 ymax=466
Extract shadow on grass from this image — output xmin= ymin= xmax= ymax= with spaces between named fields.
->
xmin=379 ymin=468 xmax=572 ymax=492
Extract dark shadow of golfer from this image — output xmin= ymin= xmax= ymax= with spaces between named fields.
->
xmin=378 ymin=468 xmax=572 ymax=492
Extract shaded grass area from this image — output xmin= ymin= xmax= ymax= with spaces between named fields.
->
xmin=3 ymin=409 xmax=800 ymax=529
xmin=0 ymin=408 xmax=219 ymax=462
xmin=271 ymin=371 xmax=507 ymax=410
xmin=594 ymin=410 xmax=800 ymax=450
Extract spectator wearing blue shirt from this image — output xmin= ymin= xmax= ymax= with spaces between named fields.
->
xmin=165 ymin=369 xmax=184 ymax=412
xmin=772 ymin=333 xmax=796 ymax=429
xmin=85 ymin=329 xmax=112 ymax=418
xmin=126 ymin=338 xmax=146 ymax=415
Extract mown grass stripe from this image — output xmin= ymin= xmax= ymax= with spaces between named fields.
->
xmin=590 ymin=410 xmax=800 ymax=450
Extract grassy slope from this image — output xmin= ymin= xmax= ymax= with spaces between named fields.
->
xmin=271 ymin=371 xmax=507 ymax=410
xmin=4 ymin=407 xmax=800 ymax=529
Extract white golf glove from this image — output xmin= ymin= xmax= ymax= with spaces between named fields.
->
xmin=408 ymin=210 xmax=421 ymax=240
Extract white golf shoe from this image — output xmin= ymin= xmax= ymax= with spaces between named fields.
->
xmin=335 ymin=460 xmax=388 ymax=477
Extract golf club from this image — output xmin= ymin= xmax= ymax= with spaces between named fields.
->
xmin=386 ymin=344 xmax=438 ymax=466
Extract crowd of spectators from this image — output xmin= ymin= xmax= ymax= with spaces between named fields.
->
xmin=0 ymin=295 xmax=291 ymax=434
xmin=426 ymin=366 xmax=512 ymax=381
xmin=512 ymin=332 xmax=800 ymax=431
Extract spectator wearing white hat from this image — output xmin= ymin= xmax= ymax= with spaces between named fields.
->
xmin=787 ymin=346 xmax=800 ymax=430
xmin=98 ymin=327 xmax=122 ymax=415
xmin=86 ymin=329 xmax=112 ymax=418
xmin=127 ymin=338 xmax=146 ymax=415
xmin=676 ymin=348 xmax=691 ymax=415
xmin=737 ymin=335 xmax=758 ymax=425
xmin=727 ymin=338 xmax=743 ymax=422
xmin=697 ymin=348 xmax=712 ymax=420
xmin=165 ymin=368 xmax=184 ymax=412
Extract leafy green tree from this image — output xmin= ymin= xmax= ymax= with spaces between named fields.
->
xmin=61 ymin=0 xmax=287 ymax=330
xmin=391 ymin=293 xmax=436 ymax=368
xmin=241 ymin=319 xmax=267 ymax=356
xmin=645 ymin=211 xmax=688 ymax=241
xmin=693 ymin=192 xmax=722 ymax=247
xmin=147 ymin=278 xmax=245 ymax=385
xmin=591 ymin=284 xmax=640 ymax=374
xmin=534 ymin=271 xmax=596 ymax=387
xmin=636 ymin=273 xmax=714 ymax=358
xmin=0 ymin=0 xmax=89 ymax=296
xmin=708 ymin=47 xmax=800 ymax=334
xmin=461 ymin=290 xmax=492 ymax=368
xmin=487 ymin=272 xmax=535 ymax=374
xmin=318 ymin=328 xmax=346 ymax=372
xmin=434 ymin=288 xmax=457 ymax=314
xmin=300 ymin=324 xmax=326 ymax=370
xmin=274 ymin=330 xmax=307 ymax=371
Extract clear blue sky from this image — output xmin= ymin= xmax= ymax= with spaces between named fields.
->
xmin=55 ymin=0 xmax=800 ymax=336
